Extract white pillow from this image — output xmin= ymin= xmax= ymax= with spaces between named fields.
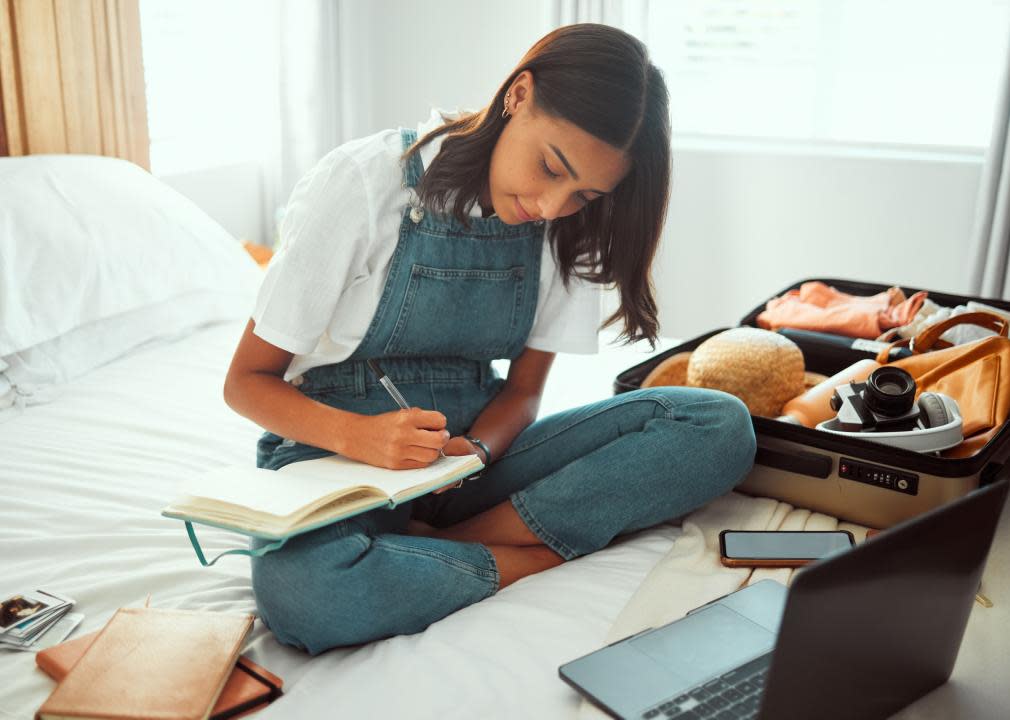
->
xmin=0 ymin=155 xmax=262 ymax=417
xmin=0 ymin=154 xmax=262 ymax=355
xmin=0 ymin=289 xmax=253 ymax=419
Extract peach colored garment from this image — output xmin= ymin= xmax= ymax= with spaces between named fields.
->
xmin=756 ymin=281 xmax=928 ymax=339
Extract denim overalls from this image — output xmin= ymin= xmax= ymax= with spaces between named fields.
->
xmin=251 ymin=129 xmax=757 ymax=655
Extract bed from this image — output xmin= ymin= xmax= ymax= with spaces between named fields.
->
xmin=2 ymin=153 xmax=1008 ymax=720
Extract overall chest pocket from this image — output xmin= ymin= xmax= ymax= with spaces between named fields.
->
xmin=384 ymin=264 xmax=526 ymax=358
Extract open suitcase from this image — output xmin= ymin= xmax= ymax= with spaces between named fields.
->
xmin=614 ymin=277 xmax=1010 ymax=529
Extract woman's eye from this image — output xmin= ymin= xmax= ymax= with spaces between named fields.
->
xmin=540 ymin=159 xmax=560 ymax=178
xmin=541 ymin=158 xmax=591 ymax=207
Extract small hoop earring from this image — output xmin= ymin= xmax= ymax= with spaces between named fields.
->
xmin=501 ymin=91 xmax=511 ymax=120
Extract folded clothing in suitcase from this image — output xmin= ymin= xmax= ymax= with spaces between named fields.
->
xmin=615 ymin=277 xmax=1010 ymax=529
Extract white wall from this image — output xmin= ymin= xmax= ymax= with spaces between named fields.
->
xmin=655 ymin=143 xmax=982 ymax=338
xmin=159 ymin=162 xmax=269 ymax=247
xmin=336 ymin=0 xmax=552 ymax=135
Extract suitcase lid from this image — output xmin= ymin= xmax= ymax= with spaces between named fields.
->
xmin=736 ymin=276 xmax=1010 ymax=331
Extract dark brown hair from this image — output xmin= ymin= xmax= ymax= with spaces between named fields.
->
xmin=403 ymin=23 xmax=671 ymax=347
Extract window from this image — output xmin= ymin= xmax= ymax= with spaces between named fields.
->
xmin=138 ymin=0 xmax=279 ymax=175
xmin=648 ymin=0 xmax=1010 ymax=149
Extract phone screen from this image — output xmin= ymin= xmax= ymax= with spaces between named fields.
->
xmin=721 ymin=531 xmax=853 ymax=560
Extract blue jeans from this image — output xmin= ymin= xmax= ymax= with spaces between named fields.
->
xmin=251 ymin=383 xmax=756 ymax=654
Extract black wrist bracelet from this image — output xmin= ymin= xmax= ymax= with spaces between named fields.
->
xmin=464 ymin=434 xmax=491 ymax=466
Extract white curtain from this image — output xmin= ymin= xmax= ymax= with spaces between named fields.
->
xmin=264 ymin=0 xmax=352 ymax=245
xmin=548 ymin=0 xmax=648 ymax=39
xmin=139 ymin=0 xmax=362 ymax=246
xmin=967 ymin=24 xmax=1010 ymax=299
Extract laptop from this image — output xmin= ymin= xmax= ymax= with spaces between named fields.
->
xmin=559 ymin=478 xmax=1009 ymax=720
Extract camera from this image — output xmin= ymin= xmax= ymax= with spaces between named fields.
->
xmin=817 ymin=366 xmax=963 ymax=453
xmin=830 ymin=366 xmax=922 ymax=432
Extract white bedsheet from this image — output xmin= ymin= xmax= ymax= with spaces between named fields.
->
xmin=0 ymin=320 xmax=685 ymax=719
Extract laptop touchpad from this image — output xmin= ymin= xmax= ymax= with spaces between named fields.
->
xmin=630 ymin=605 xmax=775 ymax=684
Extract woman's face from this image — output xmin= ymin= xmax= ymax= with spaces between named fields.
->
xmin=483 ymin=71 xmax=631 ymax=225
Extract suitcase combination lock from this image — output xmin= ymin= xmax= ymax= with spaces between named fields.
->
xmin=838 ymin=457 xmax=919 ymax=495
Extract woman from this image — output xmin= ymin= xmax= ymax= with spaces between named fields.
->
xmin=223 ymin=23 xmax=756 ymax=655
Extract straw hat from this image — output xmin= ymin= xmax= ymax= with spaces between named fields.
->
xmin=641 ymin=351 xmax=693 ymax=388
xmin=640 ymin=329 xmax=823 ymax=416
xmin=687 ymin=327 xmax=806 ymax=416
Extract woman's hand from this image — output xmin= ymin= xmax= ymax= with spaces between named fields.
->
xmin=432 ymin=436 xmax=485 ymax=494
xmin=441 ymin=435 xmax=483 ymax=459
xmin=342 ymin=408 xmax=449 ymax=470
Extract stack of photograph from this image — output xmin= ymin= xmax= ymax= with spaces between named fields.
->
xmin=0 ymin=590 xmax=80 ymax=652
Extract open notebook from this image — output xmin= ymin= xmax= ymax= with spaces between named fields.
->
xmin=162 ymin=453 xmax=483 ymax=566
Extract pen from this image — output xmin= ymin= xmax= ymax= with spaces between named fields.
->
xmin=366 ymin=359 xmax=446 ymax=457
xmin=366 ymin=359 xmax=410 ymax=410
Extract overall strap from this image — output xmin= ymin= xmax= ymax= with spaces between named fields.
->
xmin=400 ymin=128 xmax=424 ymax=188
xmin=185 ymin=522 xmax=288 ymax=567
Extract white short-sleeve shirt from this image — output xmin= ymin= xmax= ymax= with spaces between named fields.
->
xmin=252 ymin=108 xmax=601 ymax=381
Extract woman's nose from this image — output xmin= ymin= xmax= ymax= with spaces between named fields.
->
xmin=536 ymin=189 xmax=570 ymax=221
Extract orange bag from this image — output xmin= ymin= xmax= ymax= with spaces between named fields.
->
xmin=875 ymin=312 xmax=1010 ymax=458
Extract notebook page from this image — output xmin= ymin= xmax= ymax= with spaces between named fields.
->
xmin=280 ymin=454 xmax=481 ymax=498
xmin=182 ymin=454 xmax=480 ymax=517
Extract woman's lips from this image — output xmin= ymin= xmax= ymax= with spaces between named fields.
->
xmin=514 ymin=197 xmax=536 ymax=222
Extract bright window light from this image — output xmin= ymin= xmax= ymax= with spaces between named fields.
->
xmin=138 ymin=0 xmax=279 ymax=176
xmin=648 ymin=0 xmax=1010 ymax=149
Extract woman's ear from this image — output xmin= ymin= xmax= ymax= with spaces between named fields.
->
xmin=510 ymin=70 xmax=535 ymax=114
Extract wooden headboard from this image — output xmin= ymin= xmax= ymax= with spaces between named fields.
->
xmin=0 ymin=0 xmax=150 ymax=170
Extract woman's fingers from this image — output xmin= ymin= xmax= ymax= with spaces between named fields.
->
xmin=404 ymin=445 xmax=443 ymax=464
xmin=409 ymin=407 xmax=447 ymax=430
xmin=414 ymin=427 xmax=451 ymax=450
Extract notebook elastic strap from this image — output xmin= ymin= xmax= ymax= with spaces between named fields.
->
xmin=185 ymin=522 xmax=289 ymax=567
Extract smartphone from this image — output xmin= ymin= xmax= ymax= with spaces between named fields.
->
xmin=719 ymin=530 xmax=855 ymax=568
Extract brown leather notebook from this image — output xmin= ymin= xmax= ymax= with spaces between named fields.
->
xmin=37 ymin=629 xmax=282 ymax=720
xmin=35 ymin=608 xmax=255 ymax=720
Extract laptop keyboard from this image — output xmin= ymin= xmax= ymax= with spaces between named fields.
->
xmin=640 ymin=653 xmax=771 ymax=719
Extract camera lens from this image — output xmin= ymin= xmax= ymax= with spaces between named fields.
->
xmin=864 ymin=367 xmax=916 ymax=416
